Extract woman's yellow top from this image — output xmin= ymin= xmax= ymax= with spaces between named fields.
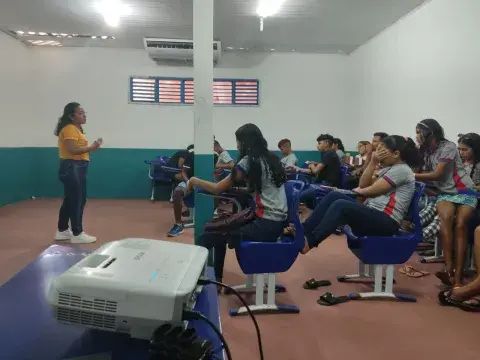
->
xmin=58 ymin=124 xmax=89 ymax=161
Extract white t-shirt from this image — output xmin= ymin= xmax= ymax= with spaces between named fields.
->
xmin=280 ymin=153 xmax=298 ymax=167
xmin=216 ymin=150 xmax=233 ymax=165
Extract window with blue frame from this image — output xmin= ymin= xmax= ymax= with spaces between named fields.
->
xmin=129 ymin=76 xmax=259 ymax=106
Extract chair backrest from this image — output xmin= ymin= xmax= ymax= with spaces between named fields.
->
xmin=284 ymin=181 xmax=305 ymax=249
xmin=156 ymin=156 xmax=170 ymax=164
xmin=410 ymin=181 xmax=426 ymax=239
xmin=339 ymin=165 xmax=350 ymax=189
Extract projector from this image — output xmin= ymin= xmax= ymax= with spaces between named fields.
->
xmin=48 ymin=238 xmax=208 ymax=340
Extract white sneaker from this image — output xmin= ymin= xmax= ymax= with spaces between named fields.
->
xmin=70 ymin=232 xmax=97 ymax=244
xmin=55 ymin=229 xmax=73 ymax=241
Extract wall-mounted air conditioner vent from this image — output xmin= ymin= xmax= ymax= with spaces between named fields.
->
xmin=143 ymin=38 xmax=221 ymax=66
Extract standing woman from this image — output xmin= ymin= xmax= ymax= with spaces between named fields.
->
xmin=54 ymin=102 xmax=102 ymax=243
xmin=415 ymin=119 xmax=477 ymax=287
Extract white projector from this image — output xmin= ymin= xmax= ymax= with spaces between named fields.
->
xmin=47 ymin=238 xmax=209 ymax=340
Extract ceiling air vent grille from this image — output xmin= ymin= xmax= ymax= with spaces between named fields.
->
xmin=145 ymin=40 xmax=218 ymax=51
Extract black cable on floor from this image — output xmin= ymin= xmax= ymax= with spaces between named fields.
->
xmin=183 ymin=310 xmax=232 ymax=360
xmin=197 ymin=278 xmax=264 ymax=360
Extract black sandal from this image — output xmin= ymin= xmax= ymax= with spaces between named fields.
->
xmin=435 ymin=270 xmax=454 ymax=287
xmin=317 ymin=292 xmax=350 ymax=306
xmin=438 ymin=291 xmax=480 ymax=312
xmin=303 ymin=278 xmax=332 ymax=290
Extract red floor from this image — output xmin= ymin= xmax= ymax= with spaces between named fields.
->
xmin=1 ymin=198 xmax=479 ymax=359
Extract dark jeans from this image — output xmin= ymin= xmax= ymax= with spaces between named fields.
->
xmin=197 ymin=217 xmax=286 ymax=280
xmin=300 ymin=183 xmax=329 ymax=209
xmin=303 ymin=191 xmax=399 ymax=249
xmin=58 ymin=160 xmax=89 ymax=236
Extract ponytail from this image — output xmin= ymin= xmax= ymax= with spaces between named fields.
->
xmin=382 ymin=135 xmax=422 ymax=169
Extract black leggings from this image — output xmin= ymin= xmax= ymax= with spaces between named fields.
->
xmin=58 ymin=160 xmax=88 ymax=236
xmin=303 ymin=191 xmax=399 ymax=249
xmin=197 ymin=218 xmax=286 ymax=280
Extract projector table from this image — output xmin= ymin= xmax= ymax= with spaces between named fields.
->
xmin=0 ymin=244 xmax=224 ymax=360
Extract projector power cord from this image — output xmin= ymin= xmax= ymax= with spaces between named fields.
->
xmin=197 ymin=277 xmax=264 ymax=360
xmin=183 ymin=310 xmax=232 ymax=360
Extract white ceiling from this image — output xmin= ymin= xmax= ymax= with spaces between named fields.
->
xmin=0 ymin=0 xmax=428 ymax=54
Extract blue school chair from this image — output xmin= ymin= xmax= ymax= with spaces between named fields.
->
xmin=144 ymin=158 xmax=178 ymax=202
xmin=339 ymin=164 xmax=351 ymax=189
xmin=227 ymin=180 xmax=304 ymax=316
xmin=338 ymin=181 xmax=425 ymax=302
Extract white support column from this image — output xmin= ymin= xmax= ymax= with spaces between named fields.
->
xmin=193 ymin=0 xmax=215 ymax=244
xmin=193 ymin=0 xmax=214 ymax=155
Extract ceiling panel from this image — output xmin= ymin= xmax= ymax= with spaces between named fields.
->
xmin=0 ymin=0 xmax=429 ymax=53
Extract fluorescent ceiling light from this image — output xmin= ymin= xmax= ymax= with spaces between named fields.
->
xmin=95 ymin=0 xmax=132 ymax=27
xmin=27 ymin=39 xmax=62 ymax=46
xmin=256 ymin=0 xmax=286 ymax=18
xmin=11 ymin=30 xmax=115 ymax=40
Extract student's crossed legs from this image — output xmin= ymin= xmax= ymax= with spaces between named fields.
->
xmin=301 ymin=191 xmax=399 ymax=254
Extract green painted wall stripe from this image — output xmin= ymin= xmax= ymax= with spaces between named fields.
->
xmin=0 ymin=147 xmax=359 ymax=206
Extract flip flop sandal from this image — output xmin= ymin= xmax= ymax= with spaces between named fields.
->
xmin=417 ymin=250 xmax=434 ymax=257
xmin=317 ymin=292 xmax=350 ymax=306
xmin=417 ymin=242 xmax=433 ymax=248
xmin=303 ymin=278 xmax=332 ymax=290
xmin=438 ymin=291 xmax=480 ymax=312
xmin=435 ymin=270 xmax=454 ymax=286
xmin=399 ymin=266 xmax=430 ymax=278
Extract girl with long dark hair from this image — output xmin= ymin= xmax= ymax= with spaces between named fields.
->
xmin=332 ymin=138 xmax=345 ymax=162
xmin=458 ymin=133 xmax=480 ymax=190
xmin=299 ymin=135 xmax=420 ymax=254
xmin=186 ymin=123 xmax=288 ymax=284
xmin=54 ymin=102 xmax=102 ymax=244
xmin=415 ymin=119 xmax=477 ymax=288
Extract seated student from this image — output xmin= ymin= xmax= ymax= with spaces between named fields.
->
xmin=413 ymin=133 xmax=480 ymax=249
xmin=297 ymin=136 xmax=419 ymax=254
xmin=166 ymin=144 xmax=194 ymax=183
xmin=414 ymin=119 xmax=477 ymax=288
xmin=346 ymin=133 xmax=389 ymax=189
xmin=439 ymin=225 xmax=480 ymax=311
xmin=167 ymin=148 xmax=195 ymax=237
xmin=458 ymin=133 xmax=480 ymax=191
xmin=186 ymin=123 xmax=288 ymax=284
xmin=278 ymin=138 xmax=298 ymax=167
xmin=214 ymin=140 xmax=234 ymax=180
xmin=292 ymin=134 xmax=341 ymax=209
xmin=332 ymin=138 xmax=346 ymax=163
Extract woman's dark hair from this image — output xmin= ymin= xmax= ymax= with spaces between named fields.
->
xmin=234 ymin=123 xmax=286 ymax=193
xmin=381 ymin=135 xmax=422 ymax=168
xmin=416 ymin=118 xmax=446 ymax=168
xmin=458 ymin=133 xmax=480 ymax=178
xmin=187 ymin=144 xmax=194 ymax=151
xmin=54 ymin=102 xmax=82 ymax=136
xmin=333 ymin=138 xmax=345 ymax=151
xmin=417 ymin=118 xmax=445 ymax=148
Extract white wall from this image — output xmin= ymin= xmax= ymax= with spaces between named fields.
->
xmin=27 ymin=48 xmax=349 ymax=150
xmin=349 ymin=0 xmax=480 ymax=142
xmin=0 ymin=32 xmax=32 ymax=147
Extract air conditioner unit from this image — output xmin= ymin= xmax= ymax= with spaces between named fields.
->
xmin=144 ymin=38 xmax=222 ymax=66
